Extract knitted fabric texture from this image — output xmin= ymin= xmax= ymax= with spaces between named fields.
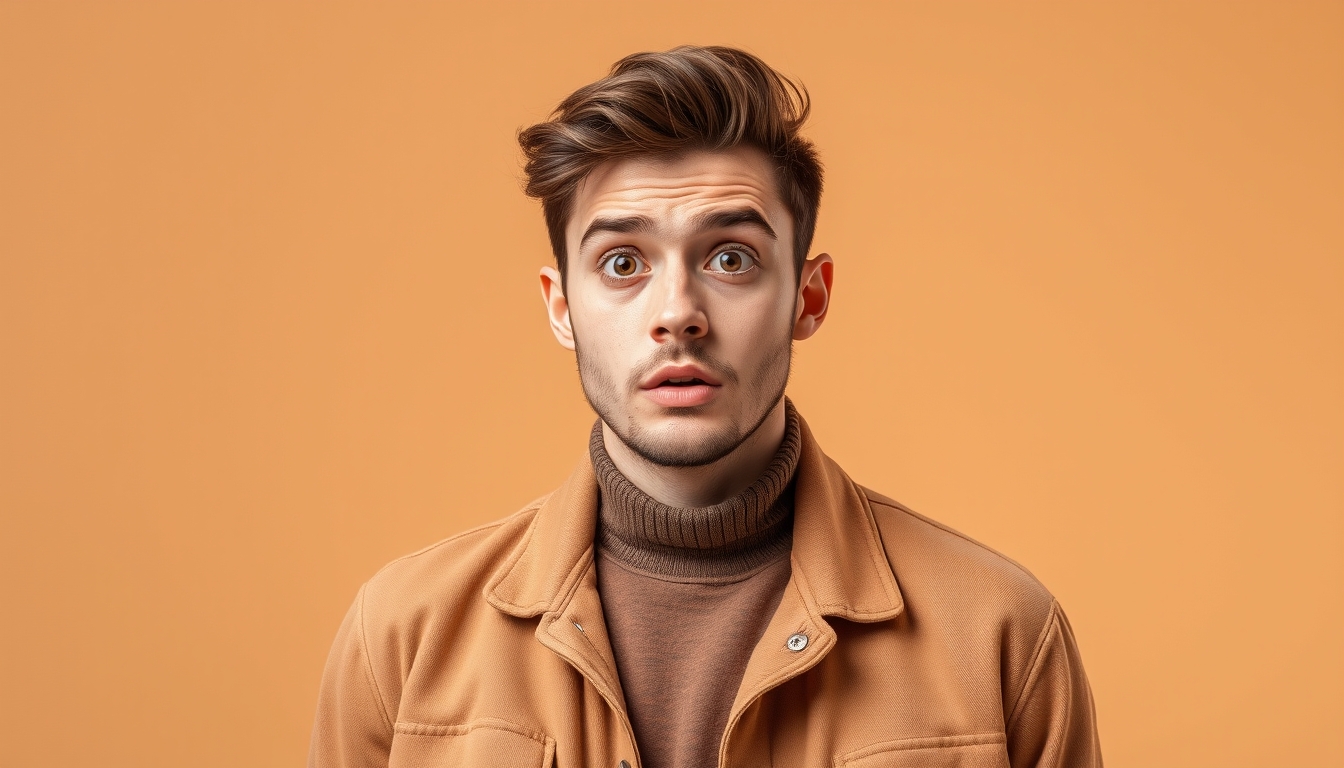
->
xmin=589 ymin=400 xmax=802 ymax=580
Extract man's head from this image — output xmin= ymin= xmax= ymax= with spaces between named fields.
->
xmin=522 ymin=47 xmax=832 ymax=469
xmin=520 ymin=45 xmax=823 ymax=283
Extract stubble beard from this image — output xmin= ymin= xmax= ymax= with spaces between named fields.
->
xmin=575 ymin=328 xmax=793 ymax=468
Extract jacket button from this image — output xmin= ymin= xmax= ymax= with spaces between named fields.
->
xmin=786 ymin=633 xmax=808 ymax=651
xmin=619 ymin=761 xmax=631 ymax=768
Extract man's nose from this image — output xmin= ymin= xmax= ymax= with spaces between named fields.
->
xmin=650 ymin=264 xmax=709 ymax=342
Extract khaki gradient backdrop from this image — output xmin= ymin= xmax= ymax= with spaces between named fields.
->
xmin=2 ymin=2 xmax=1340 ymax=766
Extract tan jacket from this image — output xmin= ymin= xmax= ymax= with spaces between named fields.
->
xmin=310 ymin=418 xmax=1102 ymax=767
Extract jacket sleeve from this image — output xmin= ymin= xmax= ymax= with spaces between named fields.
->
xmin=1005 ymin=600 xmax=1103 ymax=767
xmin=309 ymin=584 xmax=395 ymax=768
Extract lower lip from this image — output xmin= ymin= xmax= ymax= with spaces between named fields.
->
xmin=642 ymin=384 xmax=720 ymax=408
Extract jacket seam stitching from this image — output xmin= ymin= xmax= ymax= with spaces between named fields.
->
xmin=356 ymin=583 xmax=395 ymax=734
xmin=812 ymin=601 xmax=894 ymax=617
xmin=837 ymin=732 xmax=1007 ymax=764
xmin=393 ymin=718 xmax=548 ymax=744
xmin=1005 ymin=598 xmax=1061 ymax=730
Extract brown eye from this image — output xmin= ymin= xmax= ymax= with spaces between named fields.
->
xmin=709 ymin=248 xmax=755 ymax=274
xmin=602 ymin=251 xmax=646 ymax=279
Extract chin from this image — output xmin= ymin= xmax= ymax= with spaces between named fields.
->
xmin=621 ymin=416 xmax=745 ymax=468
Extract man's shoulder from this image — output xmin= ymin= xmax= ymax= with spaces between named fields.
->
xmin=859 ymin=486 xmax=1057 ymax=622
xmin=357 ymin=494 xmax=549 ymax=618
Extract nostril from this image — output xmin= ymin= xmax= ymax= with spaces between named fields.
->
xmin=686 ymin=325 xmax=702 ymax=335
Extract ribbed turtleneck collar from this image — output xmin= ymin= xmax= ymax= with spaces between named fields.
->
xmin=590 ymin=400 xmax=802 ymax=580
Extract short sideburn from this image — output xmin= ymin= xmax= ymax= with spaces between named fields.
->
xmin=518 ymin=45 xmax=823 ymax=280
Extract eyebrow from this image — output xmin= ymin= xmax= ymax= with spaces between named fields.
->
xmin=578 ymin=215 xmax=654 ymax=252
xmin=689 ymin=207 xmax=778 ymax=241
xmin=577 ymin=207 xmax=779 ymax=253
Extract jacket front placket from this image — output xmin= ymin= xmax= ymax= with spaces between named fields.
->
xmin=535 ymin=550 xmax=643 ymax=768
xmin=718 ymin=572 xmax=839 ymax=768
xmin=486 ymin=459 xmax=643 ymax=768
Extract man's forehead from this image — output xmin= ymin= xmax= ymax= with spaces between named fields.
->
xmin=568 ymin=148 xmax=787 ymax=239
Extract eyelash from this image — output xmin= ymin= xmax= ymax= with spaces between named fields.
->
xmin=706 ymin=244 xmax=759 ymax=276
xmin=596 ymin=248 xmax=646 ymax=281
xmin=594 ymin=244 xmax=760 ymax=281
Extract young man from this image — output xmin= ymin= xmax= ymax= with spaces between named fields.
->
xmin=310 ymin=46 xmax=1102 ymax=768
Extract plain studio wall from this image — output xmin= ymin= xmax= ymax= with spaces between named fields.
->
xmin=1 ymin=2 xmax=1340 ymax=766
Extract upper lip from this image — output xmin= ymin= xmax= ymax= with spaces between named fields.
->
xmin=641 ymin=364 xmax=723 ymax=389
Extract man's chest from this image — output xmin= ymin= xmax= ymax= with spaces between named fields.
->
xmin=387 ymin=612 xmax=1014 ymax=768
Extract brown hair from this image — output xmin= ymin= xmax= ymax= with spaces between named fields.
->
xmin=518 ymin=45 xmax=823 ymax=280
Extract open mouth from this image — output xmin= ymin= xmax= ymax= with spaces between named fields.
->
xmin=639 ymin=364 xmax=723 ymax=407
xmin=660 ymin=376 xmax=711 ymax=387
xmin=642 ymin=367 xmax=721 ymax=407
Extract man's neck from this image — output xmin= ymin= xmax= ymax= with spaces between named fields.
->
xmin=599 ymin=398 xmax=788 ymax=508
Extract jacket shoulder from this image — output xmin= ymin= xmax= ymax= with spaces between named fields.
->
xmin=359 ymin=494 xmax=549 ymax=623
xmin=859 ymin=487 xmax=1100 ymax=759
xmin=860 ymin=486 xmax=1057 ymax=625
xmin=318 ymin=495 xmax=553 ymax=733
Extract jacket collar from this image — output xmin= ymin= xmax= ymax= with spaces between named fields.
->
xmin=485 ymin=411 xmax=904 ymax=624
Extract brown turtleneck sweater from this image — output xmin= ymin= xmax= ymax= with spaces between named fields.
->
xmin=591 ymin=403 xmax=802 ymax=768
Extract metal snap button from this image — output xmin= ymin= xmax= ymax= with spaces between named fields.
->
xmin=619 ymin=761 xmax=631 ymax=768
xmin=786 ymin=633 xmax=808 ymax=652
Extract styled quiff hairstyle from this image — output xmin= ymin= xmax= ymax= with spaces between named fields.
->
xmin=519 ymin=45 xmax=823 ymax=280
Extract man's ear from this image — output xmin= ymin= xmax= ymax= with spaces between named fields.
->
xmin=793 ymin=253 xmax=834 ymax=341
xmin=539 ymin=265 xmax=576 ymax=351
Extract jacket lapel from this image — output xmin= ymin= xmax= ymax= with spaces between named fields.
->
xmin=485 ymin=455 xmax=600 ymax=618
xmin=484 ymin=454 xmax=633 ymax=734
xmin=788 ymin=414 xmax=904 ymax=623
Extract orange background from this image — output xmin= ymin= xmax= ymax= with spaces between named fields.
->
xmin=2 ymin=2 xmax=1340 ymax=766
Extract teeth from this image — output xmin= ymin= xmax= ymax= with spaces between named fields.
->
xmin=669 ymin=377 xmax=695 ymax=383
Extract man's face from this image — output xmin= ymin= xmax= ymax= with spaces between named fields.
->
xmin=545 ymin=148 xmax=804 ymax=467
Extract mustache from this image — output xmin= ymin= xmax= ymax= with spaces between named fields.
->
xmin=626 ymin=342 xmax=740 ymax=390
